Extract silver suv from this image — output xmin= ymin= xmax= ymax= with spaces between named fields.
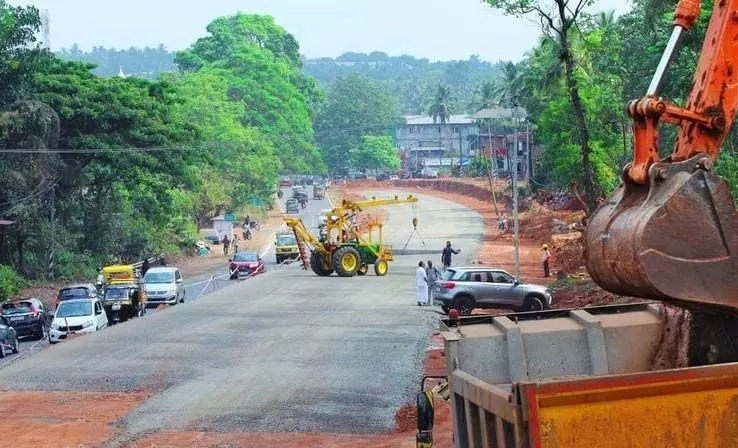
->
xmin=432 ymin=267 xmax=552 ymax=315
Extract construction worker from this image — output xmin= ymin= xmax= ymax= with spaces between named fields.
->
xmin=416 ymin=261 xmax=429 ymax=306
xmin=426 ymin=260 xmax=440 ymax=303
xmin=441 ymin=241 xmax=461 ymax=270
xmin=542 ymin=244 xmax=552 ymax=278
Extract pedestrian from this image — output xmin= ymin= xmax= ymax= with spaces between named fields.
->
xmin=441 ymin=241 xmax=461 ymax=270
xmin=222 ymin=234 xmax=230 ymax=255
xmin=141 ymin=258 xmax=150 ymax=277
xmin=426 ymin=260 xmax=440 ymax=304
xmin=416 ymin=261 xmax=429 ymax=306
xmin=232 ymin=234 xmax=240 ymax=253
xmin=542 ymin=244 xmax=552 ymax=278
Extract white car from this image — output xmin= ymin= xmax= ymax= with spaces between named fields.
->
xmin=421 ymin=168 xmax=439 ymax=179
xmin=144 ymin=267 xmax=185 ymax=306
xmin=49 ymin=298 xmax=108 ymax=344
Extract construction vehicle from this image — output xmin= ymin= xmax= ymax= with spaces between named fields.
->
xmin=585 ymin=0 xmax=738 ymax=312
xmin=101 ymin=265 xmax=147 ymax=324
xmin=418 ymin=1 xmax=738 ymax=446
xmin=284 ymin=195 xmax=418 ymax=277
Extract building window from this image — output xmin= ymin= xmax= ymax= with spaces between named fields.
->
xmin=438 ymin=126 xmax=441 ymax=133
xmin=409 ymin=127 xmax=414 ymax=134
xmin=453 ymin=126 xmax=458 ymax=134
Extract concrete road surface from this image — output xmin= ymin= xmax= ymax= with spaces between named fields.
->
xmin=1 ymin=187 xmax=332 ymax=366
xmin=0 ymin=190 xmax=483 ymax=442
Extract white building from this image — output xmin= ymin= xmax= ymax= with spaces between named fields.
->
xmin=394 ymin=115 xmax=479 ymax=171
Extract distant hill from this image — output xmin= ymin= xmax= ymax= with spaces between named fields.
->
xmin=304 ymin=52 xmax=501 ymax=114
xmin=56 ymin=47 xmax=500 ymax=113
xmin=56 ymin=45 xmax=177 ymax=80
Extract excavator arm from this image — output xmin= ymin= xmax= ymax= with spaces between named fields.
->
xmin=585 ymin=0 xmax=738 ymax=311
xmin=335 ymin=195 xmax=418 ymax=214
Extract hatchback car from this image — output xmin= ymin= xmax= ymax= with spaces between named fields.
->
xmin=144 ymin=267 xmax=185 ymax=306
xmin=202 ymin=229 xmax=221 ymax=245
xmin=229 ymin=251 xmax=266 ymax=279
xmin=0 ymin=316 xmax=19 ymax=358
xmin=56 ymin=284 xmax=98 ymax=308
xmin=433 ymin=267 xmax=552 ymax=315
xmin=49 ymin=298 xmax=108 ymax=344
xmin=1 ymin=298 xmax=48 ymax=340
xmin=285 ymin=198 xmax=300 ymax=214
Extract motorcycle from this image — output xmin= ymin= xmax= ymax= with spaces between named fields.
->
xmin=277 ymin=190 xmax=283 ymax=199
xmin=300 ymin=198 xmax=307 ymax=209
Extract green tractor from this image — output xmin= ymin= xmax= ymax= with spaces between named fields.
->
xmin=309 ymin=242 xmax=390 ymax=277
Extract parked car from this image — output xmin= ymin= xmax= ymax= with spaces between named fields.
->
xmin=376 ymin=173 xmax=390 ymax=181
xmin=203 ymin=229 xmax=221 ymax=245
xmin=389 ymin=174 xmax=400 ymax=181
xmin=421 ymin=168 xmax=439 ymax=179
xmin=279 ymin=176 xmax=292 ymax=187
xmin=56 ymin=284 xmax=98 ymax=308
xmin=143 ymin=267 xmax=185 ymax=306
xmin=285 ymin=198 xmax=300 ymax=214
xmin=0 ymin=315 xmax=19 ymax=358
xmin=49 ymin=298 xmax=108 ymax=344
xmin=1 ymin=298 xmax=48 ymax=340
xmin=229 ymin=251 xmax=266 ymax=279
xmin=432 ymin=267 xmax=552 ymax=316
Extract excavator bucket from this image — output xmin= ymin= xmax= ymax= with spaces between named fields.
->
xmin=585 ymin=155 xmax=738 ymax=312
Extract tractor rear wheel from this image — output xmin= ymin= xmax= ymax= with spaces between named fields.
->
xmin=333 ymin=246 xmax=361 ymax=277
xmin=374 ymin=259 xmax=389 ymax=276
xmin=310 ymin=251 xmax=333 ymax=276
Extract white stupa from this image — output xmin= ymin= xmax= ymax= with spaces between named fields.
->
xmin=117 ymin=65 xmax=127 ymax=79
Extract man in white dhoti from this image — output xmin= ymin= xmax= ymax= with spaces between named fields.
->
xmin=416 ymin=261 xmax=429 ymax=306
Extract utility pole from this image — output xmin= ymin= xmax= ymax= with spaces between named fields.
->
xmin=48 ymin=183 xmax=56 ymax=280
xmin=512 ymin=109 xmax=520 ymax=279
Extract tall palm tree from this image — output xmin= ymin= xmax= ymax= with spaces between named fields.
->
xmin=492 ymin=62 xmax=525 ymax=107
xmin=427 ymin=85 xmax=454 ymax=168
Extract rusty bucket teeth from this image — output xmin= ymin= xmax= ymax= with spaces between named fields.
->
xmin=585 ymin=155 xmax=738 ymax=312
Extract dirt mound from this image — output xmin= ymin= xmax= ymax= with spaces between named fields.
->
xmin=550 ymin=233 xmax=585 ymax=275
xmin=552 ymin=274 xmax=638 ymax=309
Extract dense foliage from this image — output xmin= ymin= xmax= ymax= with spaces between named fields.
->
xmin=0 ymin=6 xmax=323 ymax=283
xmin=56 ymin=45 xmax=177 ymax=79
xmin=305 ymin=53 xmax=500 ymax=114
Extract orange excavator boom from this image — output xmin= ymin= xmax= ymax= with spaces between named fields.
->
xmin=585 ymin=0 xmax=738 ymax=311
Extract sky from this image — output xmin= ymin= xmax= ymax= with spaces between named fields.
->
xmin=12 ymin=0 xmax=633 ymax=62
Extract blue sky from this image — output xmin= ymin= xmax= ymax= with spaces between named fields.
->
xmin=13 ymin=0 xmax=633 ymax=62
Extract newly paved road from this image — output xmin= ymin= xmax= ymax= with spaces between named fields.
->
xmin=0 ymin=190 xmax=483 ymax=442
xmin=1 ymin=187 xmax=331 ymax=365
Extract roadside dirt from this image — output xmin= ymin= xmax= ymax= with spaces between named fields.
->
xmin=0 ymin=391 xmax=148 ymax=448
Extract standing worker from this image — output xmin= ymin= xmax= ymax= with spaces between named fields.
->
xmin=222 ymin=234 xmax=230 ymax=256
xmin=232 ymin=234 xmax=240 ymax=253
xmin=441 ymin=241 xmax=461 ymax=270
xmin=542 ymin=244 xmax=552 ymax=278
xmin=426 ymin=260 xmax=440 ymax=304
xmin=416 ymin=261 xmax=428 ymax=307
xmin=141 ymin=258 xmax=150 ymax=277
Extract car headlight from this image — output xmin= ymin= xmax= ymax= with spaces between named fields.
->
xmin=82 ymin=320 xmax=94 ymax=329
xmin=51 ymin=322 xmax=60 ymax=330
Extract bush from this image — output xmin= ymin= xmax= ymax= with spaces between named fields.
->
xmin=55 ymin=251 xmax=99 ymax=281
xmin=0 ymin=265 xmax=24 ymax=303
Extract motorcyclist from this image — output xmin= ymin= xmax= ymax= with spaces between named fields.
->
xmin=244 ymin=227 xmax=252 ymax=240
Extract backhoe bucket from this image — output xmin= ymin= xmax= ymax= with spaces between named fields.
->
xmin=585 ymin=155 xmax=738 ymax=312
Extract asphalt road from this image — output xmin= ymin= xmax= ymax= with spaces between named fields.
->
xmin=0 ymin=189 xmax=483 ymax=442
xmin=1 ymin=187 xmax=332 ymax=365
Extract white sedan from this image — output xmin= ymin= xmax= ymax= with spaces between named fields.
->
xmin=49 ymin=298 xmax=108 ymax=343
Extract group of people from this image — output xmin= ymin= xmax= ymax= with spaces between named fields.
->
xmin=415 ymin=241 xmax=461 ymax=306
xmin=221 ymin=234 xmax=241 ymax=255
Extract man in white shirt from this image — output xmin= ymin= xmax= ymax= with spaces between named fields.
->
xmin=416 ymin=261 xmax=429 ymax=306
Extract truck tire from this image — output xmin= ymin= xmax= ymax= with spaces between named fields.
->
xmin=310 ymin=251 xmax=333 ymax=276
xmin=333 ymin=246 xmax=361 ymax=277
xmin=276 ymin=255 xmax=283 ymax=264
xmin=523 ymin=295 xmax=546 ymax=312
xmin=357 ymin=264 xmax=368 ymax=276
xmin=374 ymin=259 xmax=389 ymax=276
xmin=453 ymin=295 xmax=475 ymax=316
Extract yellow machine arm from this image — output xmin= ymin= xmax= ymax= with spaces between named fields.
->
xmin=335 ymin=195 xmax=418 ymax=214
xmin=284 ymin=217 xmax=329 ymax=256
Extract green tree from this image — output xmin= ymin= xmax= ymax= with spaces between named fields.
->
xmin=314 ymin=75 xmax=400 ymax=173
xmin=353 ymin=136 xmax=401 ymax=171
xmin=484 ymin=0 xmax=598 ymax=211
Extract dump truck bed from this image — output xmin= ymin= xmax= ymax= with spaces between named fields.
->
xmin=442 ymin=303 xmax=738 ymax=448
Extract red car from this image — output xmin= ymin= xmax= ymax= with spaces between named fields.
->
xmin=279 ymin=176 xmax=292 ymax=188
xmin=229 ymin=251 xmax=266 ymax=279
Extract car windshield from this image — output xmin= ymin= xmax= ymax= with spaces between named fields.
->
xmin=56 ymin=302 xmax=92 ymax=318
xmin=233 ymin=252 xmax=258 ymax=262
xmin=59 ymin=288 xmax=91 ymax=300
xmin=441 ymin=269 xmax=456 ymax=281
xmin=144 ymin=271 xmax=174 ymax=284
xmin=105 ymin=287 xmax=131 ymax=299
xmin=2 ymin=304 xmax=31 ymax=315
xmin=277 ymin=235 xmax=296 ymax=245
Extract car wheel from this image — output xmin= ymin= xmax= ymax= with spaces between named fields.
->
xmin=35 ymin=324 xmax=45 ymax=340
xmin=524 ymin=295 xmax=546 ymax=312
xmin=230 ymin=273 xmax=238 ymax=280
xmin=11 ymin=336 xmax=19 ymax=354
xmin=453 ymin=295 xmax=475 ymax=316
xmin=180 ymin=291 xmax=185 ymax=304
xmin=0 ymin=342 xmax=5 ymax=358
